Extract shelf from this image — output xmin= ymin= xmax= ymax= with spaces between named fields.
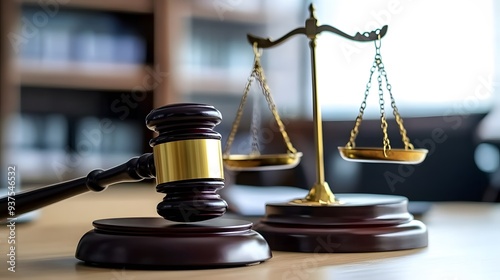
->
xmin=20 ymin=60 xmax=153 ymax=91
xmin=19 ymin=0 xmax=153 ymax=13
xmin=187 ymin=1 xmax=266 ymax=24
xmin=180 ymin=67 xmax=250 ymax=95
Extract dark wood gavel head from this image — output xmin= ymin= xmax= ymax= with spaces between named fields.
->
xmin=146 ymin=103 xmax=228 ymax=222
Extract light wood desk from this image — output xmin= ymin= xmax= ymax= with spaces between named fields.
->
xmin=1 ymin=185 xmax=499 ymax=280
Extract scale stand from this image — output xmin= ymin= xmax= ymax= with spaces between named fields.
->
xmin=224 ymin=4 xmax=428 ymax=252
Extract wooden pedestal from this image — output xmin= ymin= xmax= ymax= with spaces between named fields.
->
xmin=254 ymin=194 xmax=428 ymax=252
xmin=76 ymin=217 xmax=272 ymax=268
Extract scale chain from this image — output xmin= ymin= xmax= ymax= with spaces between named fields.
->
xmin=223 ymin=72 xmax=255 ymax=156
xmin=251 ymin=85 xmax=261 ymax=155
xmin=347 ymin=60 xmax=377 ymax=149
xmin=381 ymin=63 xmax=414 ymax=150
xmin=224 ymin=45 xmax=298 ymax=156
xmin=346 ymin=30 xmax=415 ymax=156
xmin=377 ymin=59 xmax=392 ymax=157
xmin=254 ymin=59 xmax=298 ymax=155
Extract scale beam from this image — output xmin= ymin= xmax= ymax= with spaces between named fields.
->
xmin=247 ymin=4 xmax=387 ymax=49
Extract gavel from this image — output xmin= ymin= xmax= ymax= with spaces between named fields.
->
xmin=0 ymin=103 xmax=228 ymax=222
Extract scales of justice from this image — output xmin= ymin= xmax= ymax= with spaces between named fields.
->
xmin=0 ymin=4 xmax=428 ymax=268
xmin=223 ymin=4 xmax=428 ymax=252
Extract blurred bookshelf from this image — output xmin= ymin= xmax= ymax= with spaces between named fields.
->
xmin=178 ymin=0 xmax=307 ymax=125
xmin=1 ymin=0 xmax=159 ymax=183
xmin=0 ymin=0 xmax=306 ymax=183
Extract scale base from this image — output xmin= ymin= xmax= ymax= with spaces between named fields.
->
xmin=76 ymin=217 xmax=271 ymax=268
xmin=254 ymin=193 xmax=428 ymax=252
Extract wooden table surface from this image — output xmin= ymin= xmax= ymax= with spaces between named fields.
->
xmin=1 ymin=185 xmax=499 ymax=280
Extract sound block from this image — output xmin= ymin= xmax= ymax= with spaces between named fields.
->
xmin=254 ymin=194 xmax=428 ymax=252
xmin=76 ymin=217 xmax=271 ymax=268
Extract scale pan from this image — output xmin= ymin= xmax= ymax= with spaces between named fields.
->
xmin=338 ymin=147 xmax=427 ymax=164
xmin=223 ymin=152 xmax=303 ymax=171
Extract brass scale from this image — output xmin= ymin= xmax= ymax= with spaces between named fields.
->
xmin=222 ymin=4 xmax=428 ymax=206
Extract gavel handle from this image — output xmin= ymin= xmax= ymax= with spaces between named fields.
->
xmin=0 ymin=153 xmax=155 ymax=220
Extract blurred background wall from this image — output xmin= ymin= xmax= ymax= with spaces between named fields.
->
xmin=0 ymin=0 xmax=498 ymax=202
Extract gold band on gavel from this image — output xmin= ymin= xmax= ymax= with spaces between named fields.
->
xmin=153 ymin=139 xmax=224 ymax=184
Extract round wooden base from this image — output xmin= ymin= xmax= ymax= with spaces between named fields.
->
xmin=76 ymin=217 xmax=271 ymax=268
xmin=254 ymin=194 xmax=428 ymax=252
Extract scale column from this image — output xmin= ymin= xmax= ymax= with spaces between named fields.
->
xmin=294 ymin=5 xmax=337 ymax=205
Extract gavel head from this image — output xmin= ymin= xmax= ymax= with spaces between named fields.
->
xmin=146 ymin=103 xmax=227 ymax=222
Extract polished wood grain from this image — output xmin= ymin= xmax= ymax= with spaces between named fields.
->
xmin=0 ymin=185 xmax=499 ymax=279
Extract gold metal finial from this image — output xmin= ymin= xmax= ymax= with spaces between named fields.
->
xmin=308 ymin=3 xmax=315 ymax=19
